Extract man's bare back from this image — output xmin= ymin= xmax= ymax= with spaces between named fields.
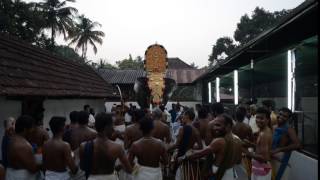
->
xmin=232 ymin=122 xmax=253 ymax=141
xmin=152 ymin=120 xmax=171 ymax=144
xmin=8 ymin=135 xmax=38 ymax=173
xmin=43 ymin=139 xmax=76 ymax=172
xmin=129 ymin=137 xmax=168 ymax=167
xmin=70 ymin=126 xmax=97 ymax=151
xmin=124 ymin=123 xmax=142 ymax=149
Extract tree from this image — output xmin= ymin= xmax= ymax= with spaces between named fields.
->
xmin=190 ymin=62 xmax=198 ymax=69
xmin=52 ymin=45 xmax=83 ymax=61
xmin=234 ymin=7 xmax=290 ymax=45
xmin=208 ymin=37 xmax=237 ymax=67
xmin=208 ymin=7 xmax=291 ymax=67
xmin=41 ymin=0 xmax=78 ymax=48
xmin=68 ymin=14 xmax=105 ymax=59
xmin=97 ymin=59 xmax=117 ymax=69
xmin=116 ymin=54 xmax=144 ymax=70
xmin=0 ymin=0 xmax=48 ymax=45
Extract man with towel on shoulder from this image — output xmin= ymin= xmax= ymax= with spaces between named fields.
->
xmin=128 ymin=117 xmax=168 ymax=180
xmin=43 ymin=116 xmax=78 ymax=180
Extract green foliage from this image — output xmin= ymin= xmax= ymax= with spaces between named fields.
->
xmin=116 ymin=54 xmax=144 ymax=70
xmin=208 ymin=37 xmax=237 ymax=67
xmin=0 ymin=0 xmax=49 ymax=45
xmin=234 ymin=7 xmax=290 ymax=45
xmin=68 ymin=14 xmax=105 ymax=59
xmin=190 ymin=62 xmax=198 ymax=69
xmin=208 ymin=7 xmax=291 ymax=67
xmin=52 ymin=45 xmax=83 ymax=61
xmin=41 ymin=0 xmax=78 ymax=48
xmin=96 ymin=59 xmax=117 ymax=69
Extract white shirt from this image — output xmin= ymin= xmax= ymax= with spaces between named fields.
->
xmin=88 ymin=114 xmax=95 ymax=127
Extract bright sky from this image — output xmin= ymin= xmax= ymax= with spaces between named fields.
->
xmin=25 ymin=0 xmax=305 ymax=68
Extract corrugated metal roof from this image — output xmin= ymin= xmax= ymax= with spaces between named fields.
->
xmin=98 ymin=69 xmax=206 ymax=85
xmin=0 ymin=34 xmax=117 ymax=98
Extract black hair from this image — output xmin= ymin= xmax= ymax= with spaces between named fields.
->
xmin=235 ymin=106 xmax=247 ymax=122
xmin=262 ymin=100 xmax=275 ymax=110
xmin=95 ymin=112 xmax=113 ymax=133
xmin=132 ymin=109 xmax=145 ymax=123
xmin=139 ymin=117 xmax=154 ymax=135
xmin=84 ymin=104 xmax=90 ymax=111
xmin=198 ymin=107 xmax=208 ymax=119
xmin=256 ymin=107 xmax=271 ymax=119
xmin=211 ymin=102 xmax=224 ymax=116
xmin=78 ymin=111 xmax=89 ymax=125
xmin=69 ymin=111 xmax=79 ymax=123
xmin=49 ymin=116 xmax=66 ymax=135
xmin=89 ymin=108 xmax=95 ymax=115
xmin=15 ymin=115 xmax=34 ymax=133
xmin=279 ymin=107 xmax=292 ymax=118
xmin=184 ymin=108 xmax=195 ymax=121
xmin=218 ymin=113 xmax=233 ymax=127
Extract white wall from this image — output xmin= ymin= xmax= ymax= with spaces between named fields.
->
xmin=288 ymin=151 xmax=318 ymax=180
xmin=43 ymin=98 xmax=106 ymax=131
xmin=104 ymin=101 xmax=201 ymax=112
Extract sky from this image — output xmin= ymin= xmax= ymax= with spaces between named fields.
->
xmin=25 ymin=0 xmax=305 ymax=68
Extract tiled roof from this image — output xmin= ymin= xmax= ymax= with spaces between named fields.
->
xmin=98 ymin=69 xmax=206 ymax=85
xmin=167 ymin=58 xmax=194 ymax=69
xmin=0 ymin=34 xmax=117 ymax=98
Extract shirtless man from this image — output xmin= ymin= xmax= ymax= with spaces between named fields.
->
xmin=69 ymin=111 xmax=97 ymax=150
xmin=193 ymin=107 xmax=210 ymax=146
xmin=63 ymin=111 xmax=79 ymax=144
xmin=128 ymin=117 xmax=168 ymax=180
xmin=28 ymin=110 xmax=49 ymax=169
xmin=79 ymin=112 xmax=132 ymax=180
xmin=271 ymin=107 xmax=300 ymax=180
xmin=246 ymin=107 xmax=273 ymax=180
xmin=124 ymin=109 xmax=145 ymax=150
xmin=43 ymin=116 xmax=78 ymax=179
xmin=69 ymin=111 xmax=97 ymax=166
xmin=183 ymin=114 xmax=242 ymax=180
xmin=167 ymin=108 xmax=203 ymax=180
xmin=6 ymin=115 xmax=39 ymax=180
xmin=232 ymin=106 xmax=253 ymax=141
xmin=151 ymin=108 xmax=171 ymax=144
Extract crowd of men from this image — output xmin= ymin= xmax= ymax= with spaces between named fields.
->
xmin=0 ymin=101 xmax=301 ymax=180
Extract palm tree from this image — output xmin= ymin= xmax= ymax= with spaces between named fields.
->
xmin=41 ymin=0 xmax=78 ymax=47
xmin=68 ymin=15 xmax=105 ymax=59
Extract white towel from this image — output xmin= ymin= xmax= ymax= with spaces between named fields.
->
xmin=133 ymin=164 xmax=162 ymax=180
xmin=45 ymin=170 xmax=70 ymax=180
xmin=88 ymin=173 xmax=119 ymax=180
xmin=5 ymin=167 xmax=37 ymax=180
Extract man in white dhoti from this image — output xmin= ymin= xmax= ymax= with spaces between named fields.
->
xmin=43 ymin=116 xmax=78 ymax=180
xmin=79 ymin=112 xmax=132 ymax=180
xmin=6 ymin=115 xmax=39 ymax=180
xmin=128 ymin=117 xmax=168 ymax=180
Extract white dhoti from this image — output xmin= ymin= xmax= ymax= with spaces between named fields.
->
xmin=88 ymin=173 xmax=119 ymax=180
xmin=251 ymin=160 xmax=272 ymax=180
xmin=175 ymin=156 xmax=201 ymax=180
xmin=5 ymin=167 xmax=37 ymax=180
xmin=271 ymin=152 xmax=290 ymax=180
xmin=133 ymin=164 xmax=162 ymax=180
xmin=45 ymin=170 xmax=70 ymax=180
xmin=211 ymin=165 xmax=236 ymax=180
xmin=114 ymin=124 xmax=126 ymax=133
